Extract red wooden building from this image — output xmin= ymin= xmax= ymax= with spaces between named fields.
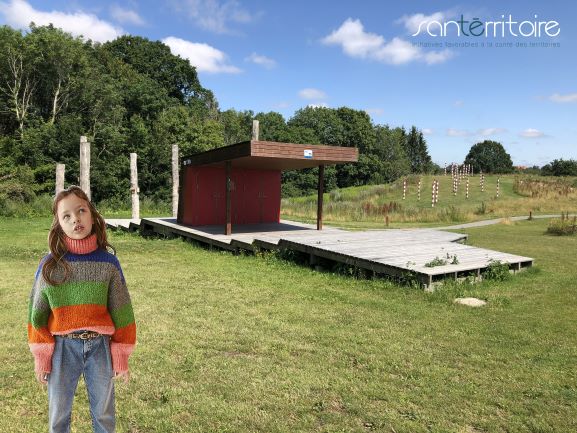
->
xmin=177 ymin=140 xmax=358 ymax=234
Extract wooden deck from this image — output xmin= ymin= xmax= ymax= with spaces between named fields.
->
xmin=106 ymin=218 xmax=533 ymax=289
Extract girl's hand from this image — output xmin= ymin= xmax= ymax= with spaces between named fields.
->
xmin=114 ymin=370 xmax=130 ymax=383
xmin=36 ymin=371 xmax=49 ymax=385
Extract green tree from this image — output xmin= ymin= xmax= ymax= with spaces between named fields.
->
xmin=404 ymin=125 xmax=432 ymax=174
xmin=464 ymin=140 xmax=513 ymax=173
xmin=25 ymin=24 xmax=89 ymax=124
xmin=541 ymin=159 xmax=577 ymax=176
xmin=220 ymin=109 xmax=253 ymax=145
xmin=102 ymin=35 xmax=216 ymax=112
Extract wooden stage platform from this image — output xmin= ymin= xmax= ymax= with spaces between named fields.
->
xmin=106 ymin=218 xmax=533 ymax=289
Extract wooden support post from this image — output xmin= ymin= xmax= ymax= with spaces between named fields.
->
xmin=252 ymin=120 xmax=260 ymax=141
xmin=177 ymin=161 xmax=186 ymax=224
xmin=79 ymin=136 xmax=91 ymax=200
xmin=172 ymin=144 xmax=179 ymax=218
xmin=130 ymin=153 xmax=140 ymax=220
xmin=225 ymin=161 xmax=232 ymax=235
xmin=55 ymin=164 xmax=65 ymax=195
xmin=317 ymin=164 xmax=325 ymax=230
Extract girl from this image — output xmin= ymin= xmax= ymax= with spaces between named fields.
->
xmin=28 ymin=186 xmax=136 ymax=433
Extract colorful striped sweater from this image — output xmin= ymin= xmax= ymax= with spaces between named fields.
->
xmin=28 ymin=235 xmax=136 ymax=373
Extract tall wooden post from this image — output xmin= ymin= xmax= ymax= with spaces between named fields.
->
xmin=130 ymin=153 xmax=140 ymax=220
xmin=55 ymin=164 xmax=65 ymax=195
xmin=252 ymin=120 xmax=259 ymax=141
xmin=317 ymin=164 xmax=325 ymax=230
xmin=79 ymin=136 xmax=91 ymax=200
xmin=172 ymin=144 xmax=179 ymax=218
xmin=225 ymin=161 xmax=232 ymax=235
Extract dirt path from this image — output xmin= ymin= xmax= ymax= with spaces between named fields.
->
xmin=434 ymin=214 xmax=575 ymax=230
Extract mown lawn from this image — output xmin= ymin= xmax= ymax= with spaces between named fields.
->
xmin=0 ymin=217 xmax=575 ymax=432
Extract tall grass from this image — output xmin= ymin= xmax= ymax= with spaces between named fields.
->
xmin=282 ymin=175 xmax=577 ymax=226
xmin=0 ymin=194 xmax=171 ymax=218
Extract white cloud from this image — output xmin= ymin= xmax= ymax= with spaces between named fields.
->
xmin=454 ymin=100 xmax=464 ymax=107
xmin=299 ymin=88 xmax=326 ymax=100
xmin=307 ymin=103 xmax=329 ymax=109
xmin=176 ymin=0 xmax=257 ymax=34
xmin=321 ymin=18 xmax=453 ymax=65
xmin=396 ymin=11 xmax=447 ymax=35
xmin=245 ymin=52 xmax=276 ymax=69
xmin=447 ymin=128 xmax=471 ymax=137
xmin=478 ymin=128 xmax=507 ymax=136
xmin=162 ymin=36 xmax=241 ymax=73
xmin=110 ymin=5 xmax=145 ymax=26
xmin=519 ymin=128 xmax=545 ymax=138
xmin=549 ymin=92 xmax=577 ymax=103
xmin=364 ymin=108 xmax=384 ymax=116
xmin=422 ymin=128 xmax=434 ymax=135
xmin=0 ymin=0 xmax=123 ymax=42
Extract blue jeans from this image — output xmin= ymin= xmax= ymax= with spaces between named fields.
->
xmin=48 ymin=334 xmax=115 ymax=433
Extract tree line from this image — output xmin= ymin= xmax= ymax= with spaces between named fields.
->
xmin=0 ymin=24 xmax=436 ymax=206
xmin=1 ymin=25 xmax=571 ymax=211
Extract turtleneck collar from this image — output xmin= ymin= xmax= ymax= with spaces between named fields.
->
xmin=64 ymin=233 xmax=98 ymax=254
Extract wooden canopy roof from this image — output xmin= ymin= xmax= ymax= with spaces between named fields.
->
xmin=182 ymin=140 xmax=358 ymax=170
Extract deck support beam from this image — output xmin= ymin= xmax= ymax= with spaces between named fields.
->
xmin=317 ymin=164 xmax=325 ymax=230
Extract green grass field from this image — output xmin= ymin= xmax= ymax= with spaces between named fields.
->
xmin=1 ymin=216 xmax=576 ymax=432
xmin=281 ymin=175 xmax=577 ymax=228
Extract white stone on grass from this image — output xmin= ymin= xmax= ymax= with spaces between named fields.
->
xmin=454 ymin=297 xmax=487 ymax=307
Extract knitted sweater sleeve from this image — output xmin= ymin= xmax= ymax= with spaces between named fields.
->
xmin=28 ymin=258 xmax=55 ymax=373
xmin=108 ymin=258 xmax=136 ymax=373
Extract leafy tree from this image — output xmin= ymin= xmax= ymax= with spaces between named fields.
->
xmin=254 ymin=111 xmax=289 ymax=141
xmin=373 ymin=125 xmax=410 ymax=182
xmin=220 ymin=109 xmax=253 ymax=145
xmin=541 ymin=159 xmax=577 ymax=176
xmin=25 ymin=24 xmax=89 ymax=124
xmin=404 ymin=126 xmax=432 ymax=173
xmin=464 ymin=140 xmax=513 ymax=173
xmin=102 ymin=35 xmax=216 ymax=114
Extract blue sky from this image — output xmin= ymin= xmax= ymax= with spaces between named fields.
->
xmin=1 ymin=0 xmax=576 ymax=167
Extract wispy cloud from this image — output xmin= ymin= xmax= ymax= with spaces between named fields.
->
xmin=245 ymin=52 xmax=276 ymax=69
xmin=364 ymin=108 xmax=384 ymax=116
xmin=422 ymin=128 xmax=434 ymax=135
xmin=162 ymin=36 xmax=241 ymax=73
xmin=110 ymin=5 xmax=145 ymax=26
xmin=447 ymin=128 xmax=472 ymax=137
xmin=321 ymin=18 xmax=453 ymax=65
xmin=396 ymin=11 xmax=448 ymax=35
xmin=174 ymin=0 xmax=258 ymax=34
xmin=478 ymin=128 xmax=507 ymax=136
xmin=0 ymin=0 xmax=123 ymax=42
xmin=274 ymin=101 xmax=290 ymax=109
xmin=519 ymin=128 xmax=545 ymax=138
xmin=454 ymin=100 xmax=464 ymax=107
xmin=548 ymin=92 xmax=577 ymax=103
xmin=299 ymin=88 xmax=327 ymax=100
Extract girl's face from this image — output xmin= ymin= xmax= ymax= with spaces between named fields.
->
xmin=57 ymin=193 xmax=94 ymax=240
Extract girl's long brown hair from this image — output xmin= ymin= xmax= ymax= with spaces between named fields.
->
xmin=42 ymin=186 xmax=115 ymax=286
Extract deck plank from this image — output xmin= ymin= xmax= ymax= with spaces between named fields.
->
xmin=106 ymin=217 xmax=533 ymax=287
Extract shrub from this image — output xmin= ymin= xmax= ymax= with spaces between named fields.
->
xmin=483 ymin=259 xmax=511 ymax=281
xmin=546 ymin=215 xmax=577 ymax=236
xmin=425 ymin=256 xmax=448 ymax=267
